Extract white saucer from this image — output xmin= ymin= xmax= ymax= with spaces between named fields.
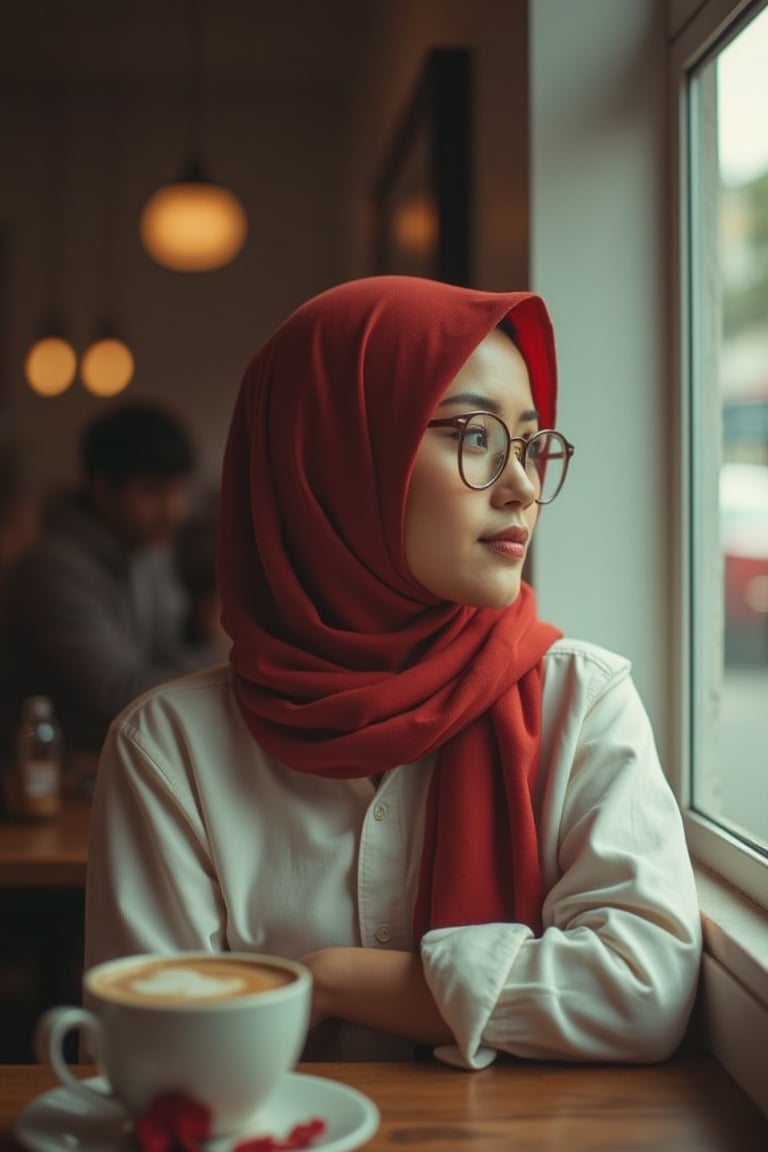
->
xmin=14 ymin=1072 xmax=380 ymax=1152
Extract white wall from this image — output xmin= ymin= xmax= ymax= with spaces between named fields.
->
xmin=529 ymin=0 xmax=670 ymax=748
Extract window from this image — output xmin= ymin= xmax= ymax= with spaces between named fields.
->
xmin=677 ymin=0 xmax=768 ymax=912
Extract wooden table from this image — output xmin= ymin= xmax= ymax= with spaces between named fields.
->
xmin=1 ymin=1056 xmax=766 ymax=1150
xmin=0 ymin=797 xmax=90 ymax=1061
xmin=0 ymin=797 xmax=90 ymax=888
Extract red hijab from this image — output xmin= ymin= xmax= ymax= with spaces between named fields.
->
xmin=218 ymin=276 xmax=561 ymax=937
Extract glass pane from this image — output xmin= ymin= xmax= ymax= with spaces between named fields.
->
xmin=690 ymin=6 xmax=768 ymax=853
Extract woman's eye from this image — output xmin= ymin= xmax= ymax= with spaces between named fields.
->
xmin=463 ymin=423 xmax=490 ymax=451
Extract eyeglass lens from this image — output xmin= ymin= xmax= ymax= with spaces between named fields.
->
xmin=460 ymin=415 xmax=568 ymax=502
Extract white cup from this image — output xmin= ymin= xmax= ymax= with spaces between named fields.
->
xmin=36 ymin=951 xmax=312 ymax=1136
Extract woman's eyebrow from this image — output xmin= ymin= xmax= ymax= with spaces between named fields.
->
xmin=438 ymin=392 xmax=539 ymax=423
xmin=439 ymin=391 xmax=502 ymax=412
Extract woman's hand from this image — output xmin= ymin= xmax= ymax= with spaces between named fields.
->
xmin=298 ymin=946 xmax=453 ymax=1045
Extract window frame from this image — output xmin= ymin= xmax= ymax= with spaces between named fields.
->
xmin=670 ymin=0 xmax=768 ymax=917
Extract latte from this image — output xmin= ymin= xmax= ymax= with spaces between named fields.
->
xmin=91 ymin=955 xmax=295 ymax=1006
xmin=41 ymin=951 xmax=311 ymax=1136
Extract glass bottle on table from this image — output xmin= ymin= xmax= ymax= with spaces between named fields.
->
xmin=13 ymin=695 xmax=62 ymax=819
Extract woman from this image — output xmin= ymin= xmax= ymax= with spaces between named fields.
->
xmin=85 ymin=276 xmax=701 ymax=1067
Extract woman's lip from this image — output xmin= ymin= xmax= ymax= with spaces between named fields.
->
xmin=482 ymin=538 xmax=527 ymax=560
xmin=481 ymin=527 xmax=529 ymax=545
xmin=480 ymin=526 xmax=528 ymax=561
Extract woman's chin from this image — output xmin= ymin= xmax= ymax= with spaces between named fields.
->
xmin=464 ymin=581 xmax=522 ymax=611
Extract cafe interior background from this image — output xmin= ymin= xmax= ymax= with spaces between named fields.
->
xmin=0 ymin=0 xmax=534 ymax=1062
xmin=0 ymin=0 xmax=530 ymax=501
xmin=4 ymin=0 xmax=760 ymax=1101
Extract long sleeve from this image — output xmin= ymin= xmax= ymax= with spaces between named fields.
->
xmin=84 ymin=709 xmax=227 ymax=965
xmin=420 ymin=642 xmax=702 ymax=1067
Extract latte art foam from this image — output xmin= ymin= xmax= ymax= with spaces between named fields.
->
xmin=92 ymin=956 xmax=294 ymax=1006
xmin=132 ymin=967 xmax=246 ymax=1000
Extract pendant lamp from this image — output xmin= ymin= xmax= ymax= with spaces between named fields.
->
xmin=25 ymin=319 xmax=77 ymax=398
xmin=24 ymin=88 xmax=77 ymax=397
xmin=139 ymin=0 xmax=247 ymax=272
xmin=81 ymin=102 xmax=135 ymax=397
xmin=81 ymin=329 xmax=135 ymax=397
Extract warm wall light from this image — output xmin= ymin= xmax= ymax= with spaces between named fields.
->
xmin=139 ymin=177 xmax=247 ymax=272
xmin=24 ymin=336 xmax=77 ymax=397
xmin=393 ymin=195 xmax=439 ymax=257
xmin=80 ymin=337 xmax=135 ymax=397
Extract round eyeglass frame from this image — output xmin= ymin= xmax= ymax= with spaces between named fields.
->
xmin=426 ymin=413 xmax=575 ymax=504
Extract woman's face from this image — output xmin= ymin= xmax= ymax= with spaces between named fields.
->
xmin=404 ymin=329 xmax=540 ymax=609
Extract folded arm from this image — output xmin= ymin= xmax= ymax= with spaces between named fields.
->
xmin=299 ymin=946 xmax=452 ymax=1045
xmin=301 ymin=662 xmax=702 ymax=1066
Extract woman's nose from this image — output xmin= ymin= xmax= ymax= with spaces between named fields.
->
xmin=491 ymin=452 xmax=538 ymax=506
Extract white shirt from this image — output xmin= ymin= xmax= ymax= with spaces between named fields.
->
xmin=85 ymin=638 xmax=702 ymax=1068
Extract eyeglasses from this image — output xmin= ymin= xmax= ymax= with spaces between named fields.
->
xmin=426 ymin=413 xmax=575 ymax=504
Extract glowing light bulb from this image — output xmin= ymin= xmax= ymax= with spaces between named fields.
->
xmin=80 ymin=338 xmax=135 ymax=397
xmin=140 ymin=182 xmax=248 ymax=272
xmin=24 ymin=336 xmax=77 ymax=397
xmin=393 ymin=195 xmax=439 ymax=257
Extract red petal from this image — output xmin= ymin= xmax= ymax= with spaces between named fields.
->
xmin=286 ymin=1118 xmax=328 ymax=1147
xmin=175 ymin=1101 xmax=213 ymax=1140
xmin=231 ymin=1139 xmax=277 ymax=1152
xmin=135 ymin=1093 xmax=213 ymax=1152
xmin=134 ymin=1116 xmax=173 ymax=1152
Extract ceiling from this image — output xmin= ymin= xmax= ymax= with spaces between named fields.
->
xmin=0 ymin=0 xmax=365 ymax=90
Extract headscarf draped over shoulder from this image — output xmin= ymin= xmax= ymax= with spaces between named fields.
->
xmin=218 ymin=276 xmax=561 ymax=936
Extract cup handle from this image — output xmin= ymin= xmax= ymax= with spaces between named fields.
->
xmin=35 ymin=1007 xmax=122 ymax=1112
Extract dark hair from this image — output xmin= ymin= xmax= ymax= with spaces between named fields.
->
xmin=81 ymin=403 xmax=195 ymax=485
xmin=496 ymin=316 xmax=518 ymax=344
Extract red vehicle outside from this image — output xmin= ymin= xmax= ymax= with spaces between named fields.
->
xmin=721 ymin=460 xmax=768 ymax=661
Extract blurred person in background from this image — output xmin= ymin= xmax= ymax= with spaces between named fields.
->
xmin=0 ymin=403 xmax=227 ymax=769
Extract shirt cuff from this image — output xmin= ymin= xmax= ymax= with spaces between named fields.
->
xmin=420 ymin=921 xmax=532 ymax=1069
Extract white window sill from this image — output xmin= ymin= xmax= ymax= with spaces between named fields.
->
xmin=694 ymin=863 xmax=768 ymax=1117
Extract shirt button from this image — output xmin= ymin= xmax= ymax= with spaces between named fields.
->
xmin=373 ymin=803 xmax=388 ymax=821
xmin=375 ymin=925 xmax=391 ymax=944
